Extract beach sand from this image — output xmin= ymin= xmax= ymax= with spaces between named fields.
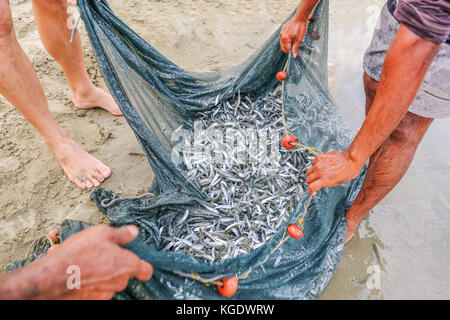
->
xmin=0 ymin=0 xmax=301 ymax=274
xmin=1 ymin=0 xmax=449 ymax=299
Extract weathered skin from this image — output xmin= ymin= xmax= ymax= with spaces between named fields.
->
xmin=0 ymin=225 xmax=153 ymax=300
xmin=0 ymin=0 xmax=120 ymax=189
xmin=280 ymin=0 xmax=440 ymax=243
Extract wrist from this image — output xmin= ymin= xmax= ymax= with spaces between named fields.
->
xmin=29 ymin=256 xmax=69 ymax=299
xmin=293 ymin=10 xmax=309 ymax=23
xmin=294 ymin=0 xmax=319 ymax=22
xmin=0 ymin=256 xmax=68 ymax=300
xmin=346 ymin=146 xmax=368 ymax=167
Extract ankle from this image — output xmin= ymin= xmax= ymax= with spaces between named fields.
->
xmin=346 ymin=206 xmax=368 ymax=228
xmin=43 ymin=129 xmax=72 ymax=152
xmin=72 ymin=82 xmax=96 ymax=101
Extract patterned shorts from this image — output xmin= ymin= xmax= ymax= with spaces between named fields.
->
xmin=363 ymin=4 xmax=450 ymax=119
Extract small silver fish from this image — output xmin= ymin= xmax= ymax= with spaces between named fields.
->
xmin=160 ymin=90 xmax=314 ymax=262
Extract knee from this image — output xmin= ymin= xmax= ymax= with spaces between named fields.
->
xmin=390 ymin=126 xmax=411 ymax=147
xmin=0 ymin=2 xmax=13 ymax=40
xmin=363 ymin=73 xmax=378 ymax=101
xmin=391 ymin=111 xmax=433 ymax=147
xmin=389 ymin=117 xmax=424 ymax=148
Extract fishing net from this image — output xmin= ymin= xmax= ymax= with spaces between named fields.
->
xmin=8 ymin=0 xmax=366 ymax=299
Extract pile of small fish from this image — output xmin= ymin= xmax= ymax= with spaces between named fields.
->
xmin=161 ymin=90 xmax=314 ymax=262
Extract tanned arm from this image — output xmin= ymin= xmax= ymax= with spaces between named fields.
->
xmin=306 ymin=24 xmax=440 ymax=195
xmin=0 ymin=225 xmax=153 ymax=300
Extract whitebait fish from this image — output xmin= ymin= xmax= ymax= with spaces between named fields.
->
xmin=162 ymin=89 xmax=314 ymax=262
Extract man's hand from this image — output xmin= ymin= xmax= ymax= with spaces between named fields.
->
xmin=306 ymin=150 xmax=365 ymax=196
xmin=0 ymin=225 xmax=153 ymax=300
xmin=280 ymin=0 xmax=319 ymax=58
xmin=280 ymin=16 xmax=308 ymax=58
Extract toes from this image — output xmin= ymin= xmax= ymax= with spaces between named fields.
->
xmin=85 ymin=180 xmax=94 ymax=189
xmin=89 ymin=177 xmax=101 ymax=188
xmin=110 ymin=105 xmax=123 ymax=117
xmin=74 ymin=87 xmax=122 ymax=116
xmin=345 ymin=233 xmax=354 ymax=245
xmin=91 ymin=171 xmax=105 ymax=185
xmin=100 ymin=166 xmax=112 ymax=179
xmin=96 ymin=173 xmax=105 ymax=183
xmin=104 ymin=92 xmax=122 ymax=116
xmin=72 ymin=177 xmax=86 ymax=189
xmin=112 ymin=109 xmax=123 ymax=117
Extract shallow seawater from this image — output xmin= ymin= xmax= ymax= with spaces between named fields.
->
xmin=321 ymin=0 xmax=450 ymax=299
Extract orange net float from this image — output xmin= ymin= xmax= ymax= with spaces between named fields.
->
xmin=287 ymin=224 xmax=303 ymax=239
xmin=281 ymin=134 xmax=298 ymax=149
xmin=217 ymin=276 xmax=239 ymax=297
xmin=276 ymin=71 xmax=287 ymax=82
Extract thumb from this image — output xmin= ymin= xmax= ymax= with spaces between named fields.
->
xmin=292 ymin=39 xmax=301 ymax=58
xmin=281 ymin=37 xmax=292 ymax=55
xmin=111 ymin=225 xmax=139 ymax=245
xmin=47 ymin=244 xmax=60 ymax=255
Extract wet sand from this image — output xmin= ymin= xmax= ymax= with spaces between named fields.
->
xmin=1 ymin=0 xmax=448 ymax=299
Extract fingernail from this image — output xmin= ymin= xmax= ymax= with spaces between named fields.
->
xmin=126 ymin=225 xmax=139 ymax=237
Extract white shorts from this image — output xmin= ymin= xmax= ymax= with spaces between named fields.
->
xmin=363 ymin=4 xmax=450 ymax=119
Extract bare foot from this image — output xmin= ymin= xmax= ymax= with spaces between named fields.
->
xmin=73 ymin=85 xmax=122 ymax=116
xmin=52 ymin=137 xmax=112 ymax=189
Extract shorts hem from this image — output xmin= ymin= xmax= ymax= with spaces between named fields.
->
xmin=362 ymin=63 xmax=381 ymax=82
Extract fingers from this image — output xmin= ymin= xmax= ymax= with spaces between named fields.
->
xmin=280 ymin=19 xmax=307 ymax=57
xmin=306 ymin=169 xmax=319 ymax=185
xmin=307 ymin=156 xmax=322 ymax=196
xmin=312 ymin=155 xmax=320 ymax=166
xmin=292 ymin=42 xmax=301 ymax=59
xmin=64 ymin=289 xmax=116 ymax=301
xmin=110 ymin=225 xmax=139 ymax=245
xmin=109 ymin=225 xmax=153 ymax=280
xmin=280 ymin=33 xmax=292 ymax=55
xmin=93 ymin=291 xmax=115 ymax=300
xmin=306 ymin=166 xmax=321 ymax=196
xmin=107 ymin=225 xmax=153 ymax=280
xmin=117 ymin=249 xmax=154 ymax=281
xmin=133 ymin=259 xmax=154 ymax=281
xmin=308 ymin=180 xmax=325 ymax=196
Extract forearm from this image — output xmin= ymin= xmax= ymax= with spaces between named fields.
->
xmin=348 ymin=24 xmax=439 ymax=164
xmin=0 ymin=257 xmax=66 ymax=300
xmin=293 ymin=0 xmax=320 ymax=22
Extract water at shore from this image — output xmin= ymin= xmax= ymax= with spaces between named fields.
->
xmin=322 ymin=0 xmax=450 ymax=299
